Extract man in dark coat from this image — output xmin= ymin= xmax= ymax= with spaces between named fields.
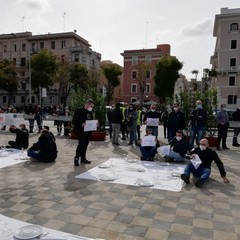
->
xmin=8 ymin=124 xmax=29 ymax=149
xmin=27 ymin=129 xmax=57 ymax=163
xmin=232 ymin=107 xmax=240 ymax=147
xmin=72 ymin=99 xmax=95 ymax=166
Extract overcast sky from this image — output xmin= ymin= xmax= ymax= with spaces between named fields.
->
xmin=1 ymin=0 xmax=239 ymax=79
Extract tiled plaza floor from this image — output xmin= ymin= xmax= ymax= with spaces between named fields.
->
xmin=0 ymin=126 xmax=240 ymax=240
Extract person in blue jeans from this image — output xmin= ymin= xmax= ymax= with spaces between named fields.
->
xmin=181 ymin=138 xmax=229 ymax=187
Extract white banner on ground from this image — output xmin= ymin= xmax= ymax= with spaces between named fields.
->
xmin=0 ymin=113 xmax=24 ymax=126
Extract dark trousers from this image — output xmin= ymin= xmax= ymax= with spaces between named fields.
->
xmin=121 ymin=122 xmax=127 ymax=139
xmin=137 ymin=125 xmax=141 ymax=140
xmin=28 ymin=119 xmax=35 ymax=132
xmin=76 ymin=132 xmax=90 ymax=161
xmin=8 ymin=141 xmax=21 ymax=149
xmin=163 ymin=124 xmax=167 ymax=138
xmin=109 ymin=122 xmax=113 ymax=138
xmin=217 ymin=124 xmax=228 ymax=148
xmin=233 ymin=128 xmax=240 ymax=145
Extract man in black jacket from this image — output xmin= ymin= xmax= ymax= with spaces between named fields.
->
xmin=72 ymin=99 xmax=95 ymax=166
xmin=8 ymin=124 xmax=29 ymax=149
xmin=111 ymin=103 xmax=123 ymax=145
xmin=27 ymin=129 xmax=57 ymax=163
xmin=232 ymin=107 xmax=240 ymax=147
xmin=181 ymin=138 xmax=230 ymax=187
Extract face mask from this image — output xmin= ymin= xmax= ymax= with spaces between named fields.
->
xmin=173 ymin=107 xmax=178 ymax=111
xmin=197 ymin=105 xmax=202 ymax=109
xmin=129 ymin=107 xmax=133 ymax=110
xmin=151 ymin=109 xmax=155 ymax=112
xmin=199 ymin=145 xmax=206 ymax=151
xmin=87 ymin=107 xmax=93 ymax=112
xmin=222 ymin=108 xmax=226 ymax=111
xmin=176 ymin=136 xmax=181 ymax=141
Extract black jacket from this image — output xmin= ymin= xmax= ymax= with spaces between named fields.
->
xmin=169 ymin=137 xmax=190 ymax=157
xmin=111 ymin=107 xmax=123 ymax=124
xmin=72 ymin=107 xmax=93 ymax=135
xmin=233 ymin=109 xmax=240 ymax=121
xmin=143 ymin=111 xmax=160 ymax=127
xmin=190 ymin=108 xmax=207 ymax=128
xmin=167 ymin=110 xmax=186 ymax=130
xmin=190 ymin=147 xmax=226 ymax=177
xmin=10 ymin=128 xmax=29 ymax=149
xmin=28 ymin=132 xmax=57 ymax=162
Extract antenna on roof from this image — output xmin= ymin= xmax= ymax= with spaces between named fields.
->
xmin=63 ymin=12 xmax=66 ymax=32
xmin=22 ymin=16 xmax=25 ymax=32
xmin=145 ymin=21 xmax=149 ymax=49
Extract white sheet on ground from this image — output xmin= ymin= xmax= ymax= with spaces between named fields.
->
xmin=0 ymin=149 xmax=29 ymax=169
xmin=75 ymin=158 xmax=186 ymax=192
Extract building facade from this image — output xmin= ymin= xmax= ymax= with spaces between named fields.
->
xmin=121 ymin=44 xmax=170 ymax=104
xmin=211 ymin=7 xmax=240 ymax=110
xmin=0 ymin=31 xmax=101 ymax=107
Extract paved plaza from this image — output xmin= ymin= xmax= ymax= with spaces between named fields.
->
xmin=0 ymin=126 xmax=240 ymax=240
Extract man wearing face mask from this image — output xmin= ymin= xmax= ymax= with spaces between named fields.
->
xmin=143 ymin=104 xmax=160 ymax=137
xmin=189 ymin=100 xmax=207 ymax=149
xmin=72 ymin=99 xmax=95 ymax=166
xmin=164 ymin=130 xmax=190 ymax=162
xmin=215 ymin=104 xmax=230 ymax=150
xmin=181 ymin=138 xmax=230 ymax=187
xmin=167 ymin=103 xmax=186 ymax=142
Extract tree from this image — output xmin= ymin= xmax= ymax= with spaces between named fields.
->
xmin=0 ymin=59 xmax=18 ymax=105
xmin=101 ymin=63 xmax=122 ymax=105
xmin=30 ymin=50 xmax=58 ymax=102
xmin=69 ymin=63 xmax=89 ymax=90
xmin=202 ymin=68 xmax=218 ymax=91
xmin=154 ymin=56 xmax=183 ymax=102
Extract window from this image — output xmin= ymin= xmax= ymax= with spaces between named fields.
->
xmin=32 ymin=43 xmax=36 ymax=51
xmin=61 ymin=40 xmax=66 ymax=48
xmin=12 ymin=96 xmax=16 ymax=103
xmin=21 ymin=96 xmax=25 ymax=104
xmin=231 ymin=40 xmax=237 ymax=49
xmin=228 ymin=95 xmax=237 ymax=104
xmin=145 ymin=55 xmax=151 ymax=63
xmin=229 ymin=76 xmax=235 ymax=86
xmin=74 ymin=53 xmax=79 ymax=62
xmin=131 ymin=97 xmax=137 ymax=103
xmin=40 ymin=42 xmax=44 ymax=49
xmin=14 ymin=44 xmax=17 ymax=52
xmin=145 ymin=83 xmax=151 ymax=93
xmin=132 ymin=56 xmax=138 ymax=65
xmin=3 ymin=96 xmax=7 ymax=104
xmin=230 ymin=23 xmax=239 ymax=31
xmin=51 ymin=41 xmax=55 ymax=49
xmin=13 ymin=58 xmax=16 ymax=65
xmin=21 ymin=58 xmax=26 ymax=67
xmin=131 ymin=84 xmax=137 ymax=93
xmin=146 ymin=69 xmax=151 ymax=79
xmin=131 ymin=70 xmax=137 ymax=79
xmin=22 ymin=44 xmax=26 ymax=52
xmin=230 ymin=58 xmax=236 ymax=67
xmin=31 ymin=96 xmax=35 ymax=104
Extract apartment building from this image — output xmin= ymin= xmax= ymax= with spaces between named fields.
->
xmin=0 ymin=31 xmax=101 ymax=106
xmin=211 ymin=7 xmax=240 ymax=110
xmin=121 ymin=44 xmax=170 ymax=104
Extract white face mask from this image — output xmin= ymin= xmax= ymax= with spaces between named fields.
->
xmin=87 ymin=107 xmax=93 ymax=112
xmin=176 ymin=136 xmax=181 ymax=141
xmin=173 ymin=107 xmax=178 ymax=111
xmin=199 ymin=145 xmax=206 ymax=151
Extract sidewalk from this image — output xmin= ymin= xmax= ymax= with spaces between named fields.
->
xmin=0 ymin=126 xmax=240 ymax=240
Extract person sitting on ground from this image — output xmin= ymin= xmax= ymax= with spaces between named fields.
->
xmin=27 ymin=129 xmax=57 ymax=163
xmin=43 ymin=125 xmax=55 ymax=141
xmin=164 ymin=130 xmax=191 ymax=163
xmin=7 ymin=124 xmax=29 ymax=149
xmin=181 ymin=138 xmax=230 ymax=187
xmin=139 ymin=128 xmax=160 ymax=161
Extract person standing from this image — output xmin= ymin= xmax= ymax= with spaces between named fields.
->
xmin=120 ymin=104 xmax=127 ymax=140
xmin=25 ymin=104 xmax=35 ymax=133
xmin=143 ymin=104 xmax=160 ymax=137
xmin=136 ymin=105 xmax=143 ymax=141
xmin=232 ymin=107 xmax=240 ymax=147
xmin=111 ymin=103 xmax=123 ymax=145
xmin=189 ymin=100 xmax=208 ymax=148
xmin=215 ymin=104 xmax=229 ymax=150
xmin=161 ymin=109 xmax=169 ymax=139
xmin=72 ymin=99 xmax=95 ymax=166
xmin=107 ymin=105 xmax=113 ymax=139
xmin=167 ymin=104 xmax=186 ymax=142
xmin=126 ymin=103 xmax=138 ymax=145
xmin=35 ymin=105 xmax=43 ymax=133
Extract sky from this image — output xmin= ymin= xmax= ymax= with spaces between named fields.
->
xmin=0 ymin=0 xmax=239 ymax=80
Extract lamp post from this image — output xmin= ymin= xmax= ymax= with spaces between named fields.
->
xmin=29 ymin=53 xmax=32 ymax=104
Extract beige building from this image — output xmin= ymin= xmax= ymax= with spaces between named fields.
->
xmin=211 ymin=7 xmax=240 ymax=110
xmin=0 ymin=31 xmax=101 ymax=106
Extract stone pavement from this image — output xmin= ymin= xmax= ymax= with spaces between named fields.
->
xmin=0 ymin=126 xmax=240 ymax=240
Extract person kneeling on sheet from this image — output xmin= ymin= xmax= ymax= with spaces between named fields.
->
xmin=139 ymin=128 xmax=160 ymax=161
xmin=7 ymin=124 xmax=29 ymax=149
xmin=181 ymin=138 xmax=230 ymax=187
xmin=164 ymin=130 xmax=191 ymax=163
xmin=27 ymin=129 xmax=57 ymax=163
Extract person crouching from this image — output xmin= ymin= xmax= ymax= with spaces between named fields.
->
xmin=8 ymin=124 xmax=29 ymax=149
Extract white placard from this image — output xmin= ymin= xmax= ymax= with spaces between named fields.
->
xmin=146 ymin=117 xmax=159 ymax=127
xmin=42 ymin=88 xmax=47 ymax=97
xmin=157 ymin=145 xmax=170 ymax=156
xmin=190 ymin=155 xmax=202 ymax=169
xmin=0 ymin=113 xmax=24 ymax=126
xmin=141 ymin=136 xmax=156 ymax=147
xmin=84 ymin=120 xmax=98 ymax=132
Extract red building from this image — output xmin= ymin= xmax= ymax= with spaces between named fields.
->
xmin=121 ymin=44 xmax=171 ymax=104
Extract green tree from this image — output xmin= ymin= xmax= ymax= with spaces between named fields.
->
xmin=0 ymin=59 xmax=18 ymax=105
xmin=69 ymin=63 xmax=89 ymax=90
xmin=30 ymin=50 xmax=58 ymax=103
xmin=101 ymin=63 xmax=122 ymax=105
xmin=154 ymin=56 xmax=183 ymax=102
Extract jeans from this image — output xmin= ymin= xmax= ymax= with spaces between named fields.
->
xmin=27 ymin=150 xmax=41 ymax=161
xmin=184 ymin=162 xmax=211 ymax=182
xmin=168 ymin=150 xmax=184 ymax=162
xmin=129 ymin=131 xmax=137 ymax=144
xmin=189 ymin=127 xmax=204 ymax=148
xmin=232 ymin=127 xmax=240 ymax=145
xmin=112 ymin=123 xmax=120 ymax=144
xmin=140 ymin=146 xmax=157 ymax=158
